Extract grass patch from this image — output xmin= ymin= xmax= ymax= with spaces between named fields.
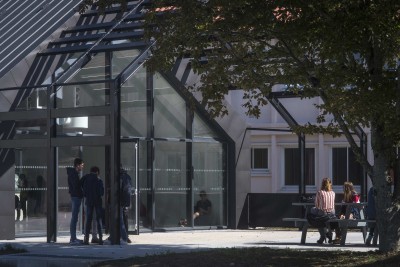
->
xmin=0 ymin=244 xmax=26 ymax=255
xmin=94 ymin=247 xmax=400 ymax=267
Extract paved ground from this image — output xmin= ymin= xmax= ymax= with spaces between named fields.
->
xmin=0 ymin=228 xmax=379 ymax=267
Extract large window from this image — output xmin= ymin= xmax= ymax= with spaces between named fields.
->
xmin=251 ymin=148 xmax=269 ymax=173
xmin=284 ymin=148 xmax=315 ymax=186
xmin=15 ymin=147 xmax=47 ymax=237
xmin=332 ymin=147 xmax=362 ymax=185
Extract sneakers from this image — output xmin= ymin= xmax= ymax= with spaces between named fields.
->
xmin=91 ymin=236 xmax=100 ymax=244
xmin=69 ymin=239 xmax=83 ymax=245
xmin=120 ymin=239 xmax=128 ymax=245
xmin=127 ymin=237 xmax=132 ymax=244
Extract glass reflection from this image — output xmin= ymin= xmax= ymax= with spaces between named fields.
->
xmin=55 ymin=83 xmax=110 ymax=108
xmin=154 ymin=141 xmax=188 ymax=228
xmin=121 ymin=65 xmax=147 ymax=138
xmin=56 ymin=116 xmax=108 ymax=136
xmin=15 ymin=147 xmax=47 ymax=237
xmin=153 ymin=74 xmax=186 ymax=139
xmin=193 ymin=142 xmax=226 ymax=227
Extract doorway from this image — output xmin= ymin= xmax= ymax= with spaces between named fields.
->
xmin=120 ymin=140 xmax=140 ymax=234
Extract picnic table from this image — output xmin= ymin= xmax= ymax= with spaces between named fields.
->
xmin=283 ymin=202 xmax=377 ymax=245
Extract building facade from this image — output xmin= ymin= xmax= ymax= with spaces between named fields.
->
xmin=0 ymin=1 xmax=370 ymax=241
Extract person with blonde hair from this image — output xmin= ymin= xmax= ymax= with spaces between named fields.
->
xmin=343 ymin=181 xmax=360 ymax=204
xmin=307 ymin=177 xmax=336 ymax=244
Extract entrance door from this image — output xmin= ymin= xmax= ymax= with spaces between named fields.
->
xmin=120 ymin=140 xmax=139 ymax=234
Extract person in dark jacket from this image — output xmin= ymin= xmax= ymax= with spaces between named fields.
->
xmin=103 ymin=167 xmax=130 ymax=245
xmin=120 ymin=167 xmax=131 ymax=243
xmin=67 ymin=158 xmax=84 ymax=245
xmin=82 ymin=166 xmax=104 ymax=245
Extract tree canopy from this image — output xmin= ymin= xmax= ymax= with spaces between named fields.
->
xmin=82 ymin=0 xmax=400 ymax=252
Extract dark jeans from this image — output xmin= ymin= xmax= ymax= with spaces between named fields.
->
xmin=85 ymin=204 xmax=103 ymax=239
xmin=15 ymin=195 xmax=20 ymax=220
xmin=70 ymin=197 xmax=82 ymax=241
xmin=120 ymin=208 xmax=128 ymax=241
xmin=123 ymin=207 xmax=129 ymax=232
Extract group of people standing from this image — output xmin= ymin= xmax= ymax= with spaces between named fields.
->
xmin=308 ymin=177 xmax=376 ymax=245
xmin=67 ymin=158 xmax=132 ymax=245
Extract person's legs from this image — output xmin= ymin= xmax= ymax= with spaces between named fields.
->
xmin=317 ymin=227 xmax=327 ymax=244
xmin=15 ymin=195 xmax=20 ymax=221
xmin=333 ymin=227 xmax=342 ymax=244
xmin=123 ymin=207 xmax=131 ymax=243
xmin=91 ymin=209 xmax=99 ymax=243
xmin=70 ymin=197 xmax=82 ymax=242
xmin=20 ymin=197 xmax=27 ymax=220
xmin=123 ymin=207 xmax=129 ymax=232
xmin=95 ymin=205 xmax=103 ymax=245
xmin=84 ymin=205 xmax=94 ymax=245
xmin=120 ymin=208 xmax=128 ymax=242
xmin=366 ymin=224 xmax=375 ymax=245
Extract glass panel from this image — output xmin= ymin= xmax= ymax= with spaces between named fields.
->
xmin=112 ymin=49 xmax=141 ymax=78
xmin=284 ymin=148 xmax=315 ymax=186
xmin=51 ymin=53 xmax=85 ymax=83
xmin=15 ymin=147 xmax=47 ymax=237
xmin=252 ymin=148 xmax=268 ymax=169
xmin=138 ymin=140 xmax=150 ymax=229
xmin=55 ymin=82 xmax=110 ymax=108
xmin=193 ymin=142 xmax=226 ymax=227
xmin=154 ymin=74 xmax=186 ymax=139
xmin=120 ymin=142 xmax=137 ymax=233
xmin=332 ymin=147 xmax=347 ymax=185
xmin=67 ymin=53 xmax=107 ymax=83
xmin=57 ymin=146 xmax=107 ymax=238
xmin=121 ymin=65 xmax=147 ymax=138
xmin=56 ymin=116 xmax=109 ymax=137
xmin=348 ymin=149 xmax=362 ymax=185
xmin=284 ymin=148 xmax=297 ymax=185
xmin=0 ymin=87 xmax=48 ymax=112
xmin=305 ymin=148 xmax=315 ymax=185
xmin=154 ymin=141 xmax=188 ymax=228
xmin=0 ymin=119 xmax=47 ymax=139
xmin=193 ymin=113 xmax=219 ymax=138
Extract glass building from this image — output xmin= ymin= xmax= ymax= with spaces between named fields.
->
xmin=0 ymin=1 xmax=235 ymax=242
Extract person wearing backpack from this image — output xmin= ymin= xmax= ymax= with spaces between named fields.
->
xmin=102 ymin=167 xmax=130 ymax=245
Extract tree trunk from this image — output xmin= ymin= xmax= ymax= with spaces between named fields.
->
xmin=370 ymin=126 xmax=400 ymax=252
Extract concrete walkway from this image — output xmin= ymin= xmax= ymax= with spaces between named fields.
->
xmin=0 ymin=229 xmax=378 ymax=267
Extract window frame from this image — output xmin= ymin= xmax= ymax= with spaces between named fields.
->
xmin=283 ymin=146 xmax=316 ymax=187
xmin=251 ymin=147 xmax=270 ymax=175
xmin=331 ymin=146 xmax=363 ymax=186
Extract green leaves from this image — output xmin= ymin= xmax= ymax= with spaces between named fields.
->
xmin=91 ymin=0 xmax=400 ymax=153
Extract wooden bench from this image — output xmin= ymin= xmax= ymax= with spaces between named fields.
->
xmin=283 ymin=202 xmax=378 ymax=245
